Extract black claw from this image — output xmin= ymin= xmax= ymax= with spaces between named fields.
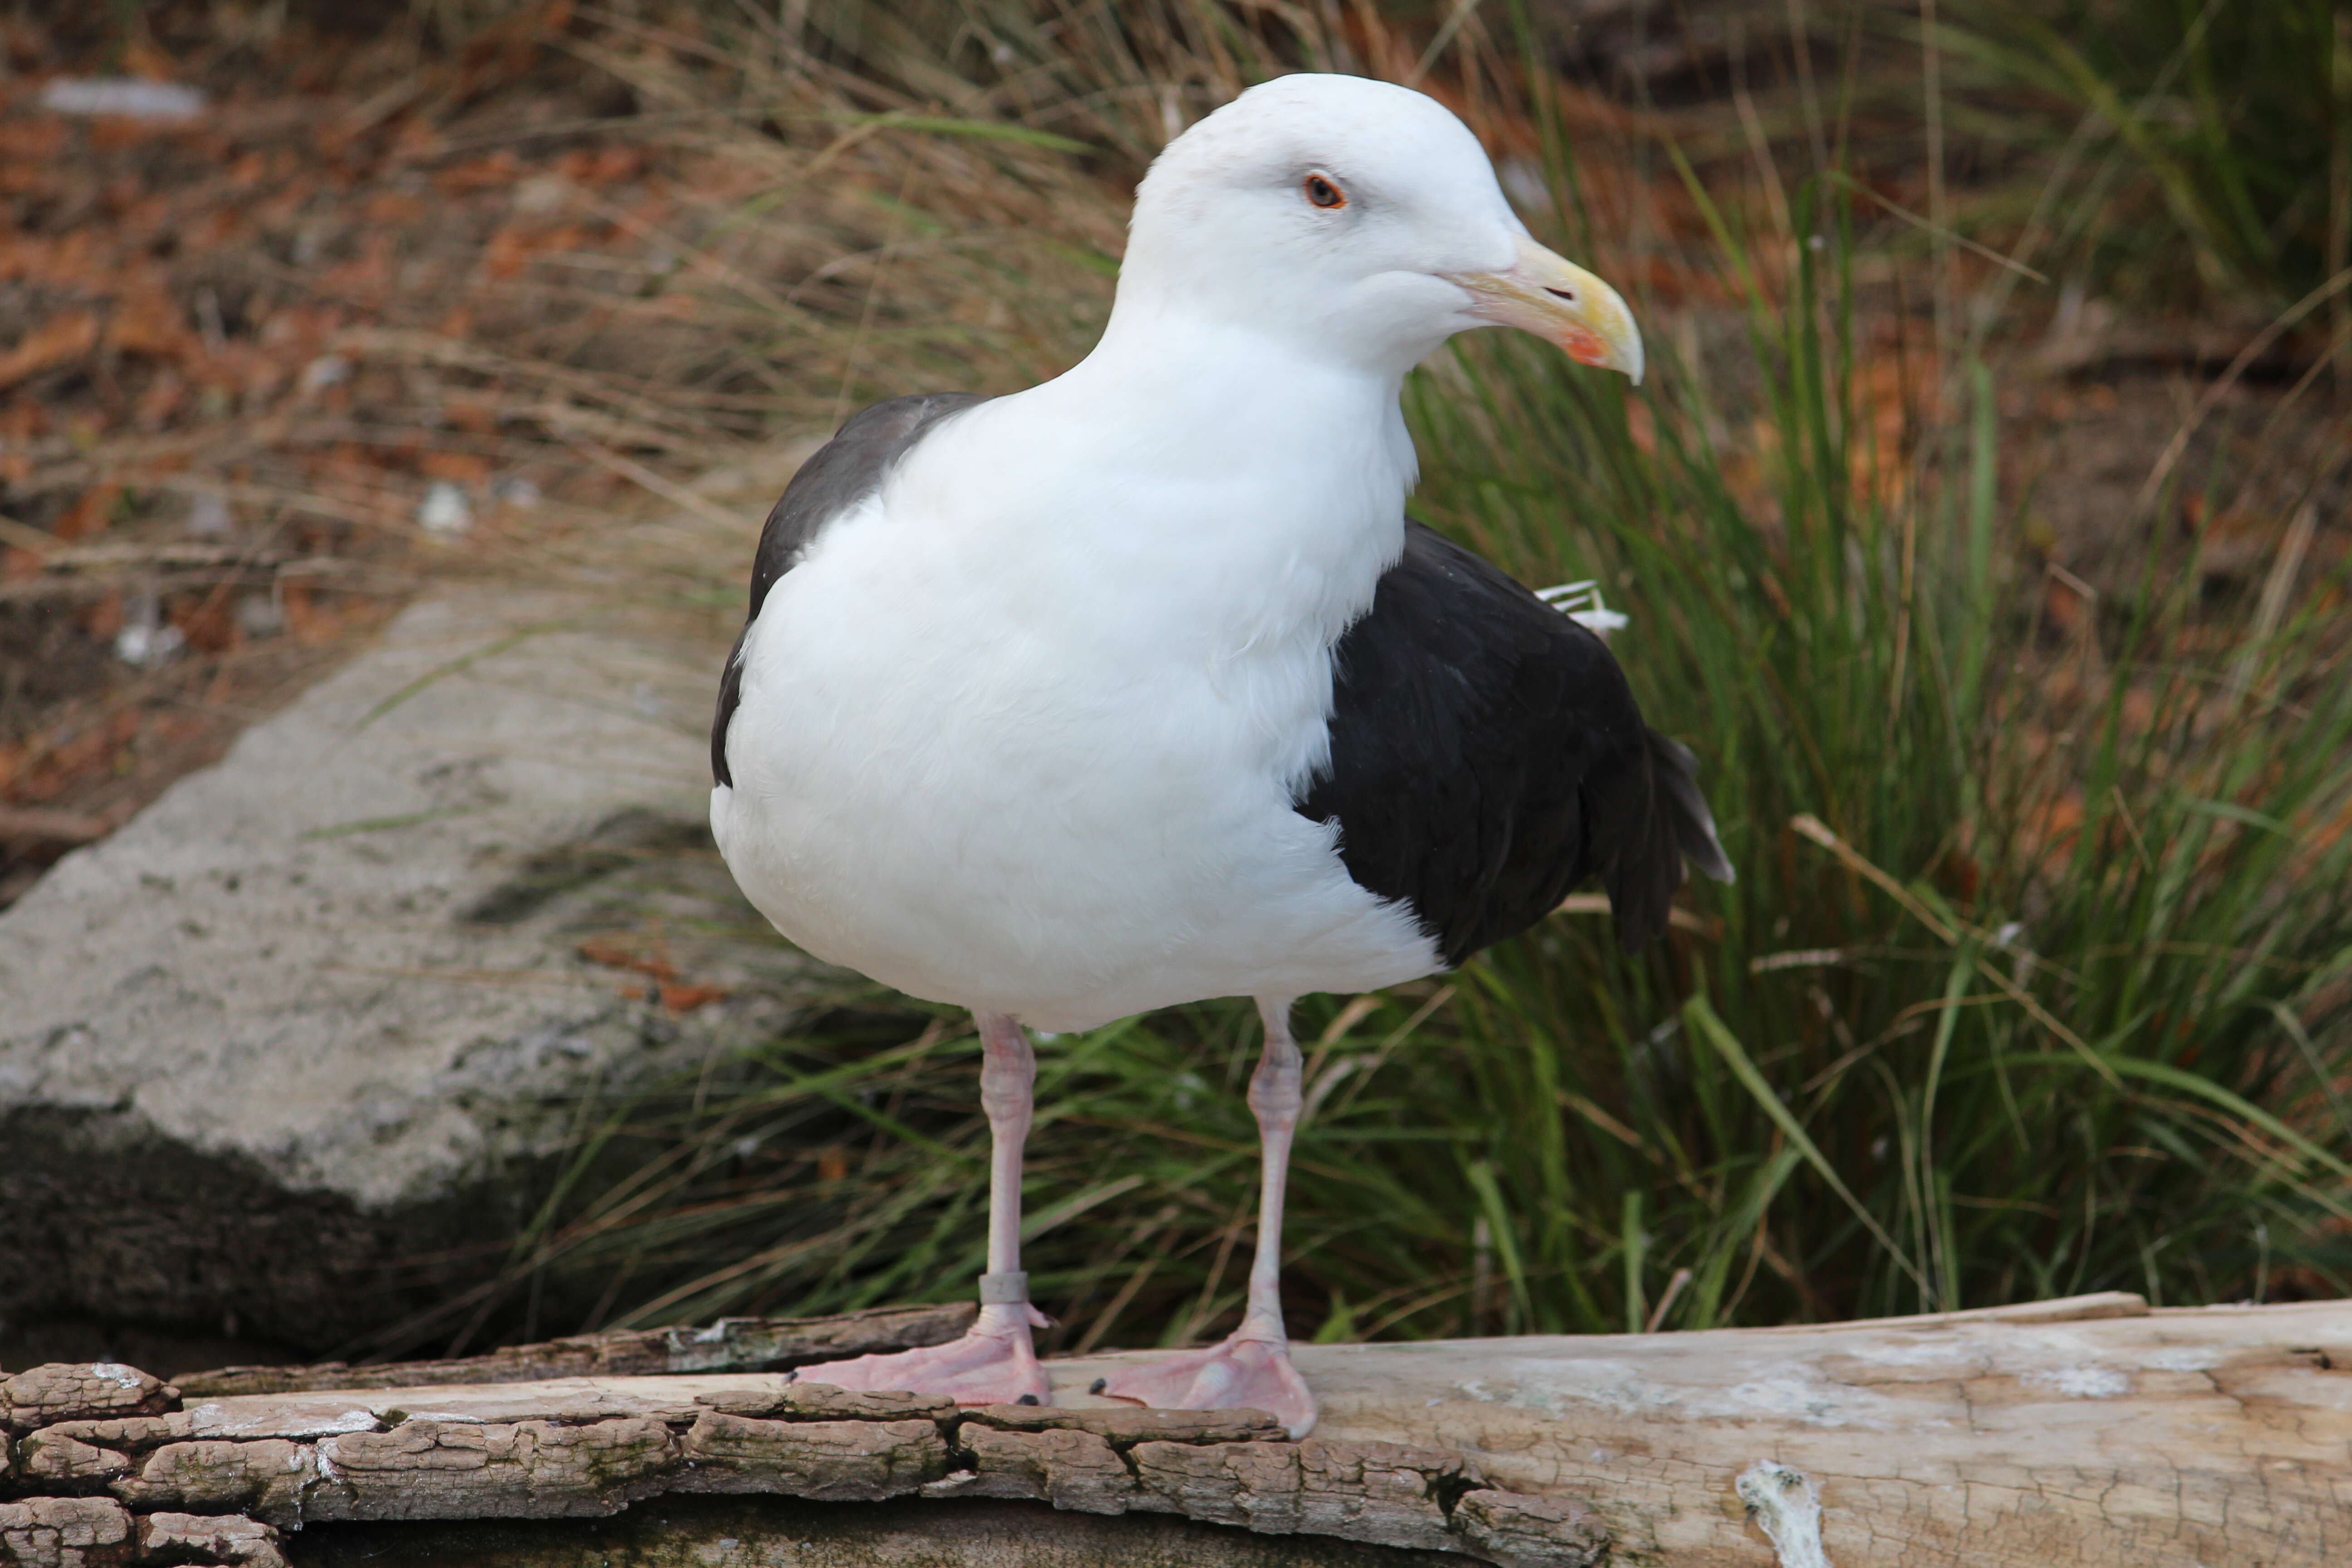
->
xmin=1088 ymin=1378 xmax=1107 ymax=1396
xmin=1016 ymin=1393 xmax=1041 ymax=1406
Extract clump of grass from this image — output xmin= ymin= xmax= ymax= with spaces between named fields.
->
xmin=1935 ymin=0 xmax=2352 ymax=316
xmin=1399 ymin=165 xmax=2352 ymax=1324
xmin=416 ymin=0 xmax=2352 ymax=1353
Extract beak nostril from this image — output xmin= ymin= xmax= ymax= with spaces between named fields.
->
xmin=1544 ymin=287 xmax=1576 ymax=302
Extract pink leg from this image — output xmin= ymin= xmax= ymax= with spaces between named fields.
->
xmin=798 ymin=1011 xmax=1050 ymax=1404
xmin=1101 ymin=996 xmax=1317 ymax=1436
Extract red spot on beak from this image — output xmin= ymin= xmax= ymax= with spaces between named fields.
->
xmin=1559 ymin=324 xmax=1608 ymax=366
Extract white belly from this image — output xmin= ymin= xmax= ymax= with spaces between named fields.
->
xmin=710 ymin=504 xmax=1438 ymax=1033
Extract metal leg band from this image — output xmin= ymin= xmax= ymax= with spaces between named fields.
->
xmin=977 ymin=1270 xmax=1029 ymax=1305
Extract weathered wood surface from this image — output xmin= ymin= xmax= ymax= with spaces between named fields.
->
xmin=174 ymin=1303 xmax=976 ymax=1397
xmin=1099 ymin=1292 xmax=2342 ymax=1568
xmin=7 ymin=1292 xmax=2349 ymax=1565
xmin=0 ymin=1360 xmax=1600 ymax=1568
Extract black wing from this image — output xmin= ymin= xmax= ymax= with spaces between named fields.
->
xmin=711 ymin=392 xmax=986 ymax=787
xmin=1295 ymin=521 xmax=1731 ymax=965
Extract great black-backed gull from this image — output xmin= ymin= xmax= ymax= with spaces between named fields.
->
xmin=710 ymin=73 xmax=1731 ymax=1437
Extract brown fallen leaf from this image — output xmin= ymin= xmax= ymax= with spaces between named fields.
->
xmin=0 ymin=311 xmax=98 ymax=392
xmin=108 ymin=288 xmax=196 ymax=361
xmin=56 ymin=483 xmax=123 ymax=543
xmin=578 ymin=933 xmax=729 ymax=1012
xmin=656 ymin=981 xmax=728 ymax=1012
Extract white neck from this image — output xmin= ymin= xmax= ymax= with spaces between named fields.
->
xmin=887 ymin=307 xmax=1420 ymax=668
xmin=1045 ymin=304 xmax=1417 ymax=495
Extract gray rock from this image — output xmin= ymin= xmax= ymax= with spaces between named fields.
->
xmin=0 ymin=584 xmax=829 ymax=1354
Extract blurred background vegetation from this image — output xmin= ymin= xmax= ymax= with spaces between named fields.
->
xmin=8 ymin=0 xmax=2348 ymax=1358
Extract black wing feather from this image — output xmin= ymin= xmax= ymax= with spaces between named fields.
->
xmin=1296 ymin=521 xmax=1729 ymax=964
xmin=711 ymin=392 xmax=986 ymax=787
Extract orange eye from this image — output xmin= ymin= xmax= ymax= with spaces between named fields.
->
xmin=1303 ymin=174 xmax=1346 ymax=210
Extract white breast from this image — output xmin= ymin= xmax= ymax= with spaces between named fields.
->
xmin=710 ymin=339 xmax=1442 ymax=1032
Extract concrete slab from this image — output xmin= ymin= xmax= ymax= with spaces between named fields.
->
xmin=0 ymin=565 xmax=831 ymax=1352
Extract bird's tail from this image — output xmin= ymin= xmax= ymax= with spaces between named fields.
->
xmin=1647 ymin=730 xmax=1734 ymax=886
xmin=1600 ymin=730 xmax=1733 ymax=953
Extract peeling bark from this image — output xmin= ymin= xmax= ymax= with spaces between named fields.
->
xmin=134 ymin=1513 xmax=284 ymax=1568
xmin=1451 ymin=1492 xmax=1611 ymax=1568
xmin=1128 ymin=1437 xmax=1483 ymax=1554
xmin=0 ymin=1360 xmax=1600 ymax=1566
xmin=1 ymin=1369 xmax=175 ymax=1434
xmin=0 ymin=1497 xmax=132 ymax=1568
xmin=176 ymin=1305 xmax=977 ymax=1398
xmin=673 ymin=1413 xmax=946 ymax=1500
xmin=113 ymin=1441 xmax=310 ymax=1524
xmin=14 ymin=1435 xmax=130 ymax=1494
xmin=308 ymin=1420 xmax=677 ymax=1524
xmin=948 ymin=1425 xmax=1138 ymax=1514
xmin=690 ymin=1386 xmax=955 ymax=1422
xmin=961 ymin=1404 xmax=1284 ymax=1446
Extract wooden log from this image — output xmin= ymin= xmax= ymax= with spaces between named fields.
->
xmin=174 ymin=1303 xmax=977 ymax=1397
xmin=0 ymin=1359 xmax=1600 ymax=1566
xmin=1046 ymin=1292 xmax=2347 ymax=1567
xmin=9 ymin=1292 xmax=2348 ymax=1564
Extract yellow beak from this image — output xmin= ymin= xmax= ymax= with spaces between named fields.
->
xmin=1446 ymin=233 xmax=1644 ymax=384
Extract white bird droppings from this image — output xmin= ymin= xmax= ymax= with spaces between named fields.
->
xmin=1737 ymin=1460 xmax=1833 ymax=1568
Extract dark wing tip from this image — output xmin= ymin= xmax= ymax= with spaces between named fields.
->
xmin=1648 ymin=730 xmax=1735 ymax=885
xmin=1605 ymin=729 xmax=1733 ymax=952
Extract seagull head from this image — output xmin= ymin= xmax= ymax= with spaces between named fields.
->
xmin=1118 ymin=73 xmax=1642 ymax=383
